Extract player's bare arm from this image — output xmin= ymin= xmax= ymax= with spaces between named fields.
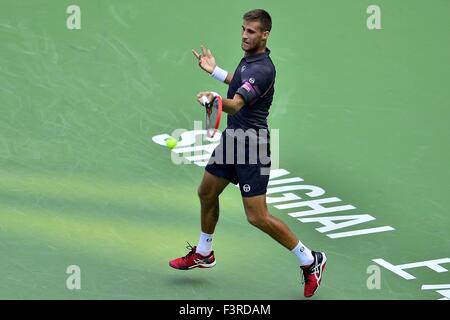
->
xmin=192 ymin=45 xmax=233 ymax=84
xmin=196 ymin=91 xmax=244 ymax=115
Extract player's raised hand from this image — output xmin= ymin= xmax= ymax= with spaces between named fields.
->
xmin=192 ymin=45 xmax=217 ymax=74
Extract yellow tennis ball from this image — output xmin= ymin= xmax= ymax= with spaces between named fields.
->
xmin=166 ymin=137 xmax=177 ymax=150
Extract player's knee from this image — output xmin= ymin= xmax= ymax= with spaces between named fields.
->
xmin=246 ymin=212 xmax=269 ymax=228
xmin=197 ymin=186 xmax=206 ymax=200
xmin=197 ymin=185 xmax=214 ymax=202
xmin=247 ymin=214 xmax=259 ymax=227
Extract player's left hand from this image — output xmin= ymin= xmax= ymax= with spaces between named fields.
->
xmin=192 ymin=45 xmax=217 ymax=74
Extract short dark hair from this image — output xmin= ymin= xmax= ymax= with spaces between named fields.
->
xmin=243 ymin=9 xmax=272 ymax=32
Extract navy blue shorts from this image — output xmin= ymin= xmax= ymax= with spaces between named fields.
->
xmin=205 ymin=131 xmax=271 ymax=197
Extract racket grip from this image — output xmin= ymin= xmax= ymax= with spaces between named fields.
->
xmin=201 ymin=95 xmax=209 ymax=106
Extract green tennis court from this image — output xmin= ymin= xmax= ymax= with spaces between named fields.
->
xmin=0 ymin=0 xmax=449 ymax=299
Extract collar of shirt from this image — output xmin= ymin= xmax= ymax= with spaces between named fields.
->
xmin=243 ymin=48 xmax=271 ymax=63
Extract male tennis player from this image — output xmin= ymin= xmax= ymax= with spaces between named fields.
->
xmin=169 ymin=9 xmax=327 ymax=298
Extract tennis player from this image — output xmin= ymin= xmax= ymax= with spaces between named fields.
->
xmin=169 ymin=9 xmax=327 ymax=298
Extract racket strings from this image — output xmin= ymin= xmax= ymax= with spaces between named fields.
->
xmin=205 ymin=96 xmax=222 ymax=138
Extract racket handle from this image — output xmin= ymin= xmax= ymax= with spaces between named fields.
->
xmin=201 ymin=95 xmax=209 ymax=106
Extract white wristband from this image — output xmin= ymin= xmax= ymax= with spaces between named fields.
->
xmin=200 ymin=95 xmax=209 ymax=106
xmin=201 ymin=92 xmax=220 ymax=106
xmin=211 ymin=66 xmax=228 ymax=82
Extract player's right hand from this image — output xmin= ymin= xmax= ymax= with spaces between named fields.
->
xmin=192 ymin=45 xmax=217 ymax=74
xmin=196 ymin=92 xmax=214 ymax=106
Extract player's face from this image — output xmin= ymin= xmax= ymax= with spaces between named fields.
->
xmin=241 ymin=20 xmax=269 ymax=53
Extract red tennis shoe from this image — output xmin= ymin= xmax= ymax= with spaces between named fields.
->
xmin=301 ymin=251 xmax=327 ymax=297
xmin=169 ymin=243 xmax=216 ymax=270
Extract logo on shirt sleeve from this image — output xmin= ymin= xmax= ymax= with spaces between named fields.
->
xmin=242 ymin=82 xmax=253 ymax=92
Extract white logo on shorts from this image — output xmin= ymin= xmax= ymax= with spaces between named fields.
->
xmin=249 ymin=78 xmax=255 ymax=84
xmin=243 ymin=184 xmax=251 ymax=192
xmin=241 ymin=65 xmax=247 ymax=72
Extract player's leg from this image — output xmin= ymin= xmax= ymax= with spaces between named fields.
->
xmin=193 ymin=134 xmax=237 ymax=257
xmin=242 ymin=194 xmax=299 ymax=249
xmin=169 ymin=135 xmax=234 ymax=271
xmin=168 ymin=171 xmax=229 ymax=270
xmin=242 ymin=194 xmax=327 ymax=297
xmin=197 ymin=170 xmax=229 ymax=234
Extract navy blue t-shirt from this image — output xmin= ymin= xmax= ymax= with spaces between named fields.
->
xmin=227 ymin=48 xmax=276 ymax=131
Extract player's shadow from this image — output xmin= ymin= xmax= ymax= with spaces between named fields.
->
xmin=165 ymin=274 xmax=212 ymax=286
xmin=289 ymin=293 xmax=315 ymax=300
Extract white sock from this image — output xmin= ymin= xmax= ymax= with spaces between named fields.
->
xmin=291 ymin=241 xmax=314 ymax=266
xmin=196 ymin=231 xmax=213 ymax=256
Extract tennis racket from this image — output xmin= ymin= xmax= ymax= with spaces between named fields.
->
xmin=201 ymin=94 xmax=223 ymax=138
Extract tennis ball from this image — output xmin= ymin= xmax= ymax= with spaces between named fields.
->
xmin=166 ymin=137 xmax=177 ymax=150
